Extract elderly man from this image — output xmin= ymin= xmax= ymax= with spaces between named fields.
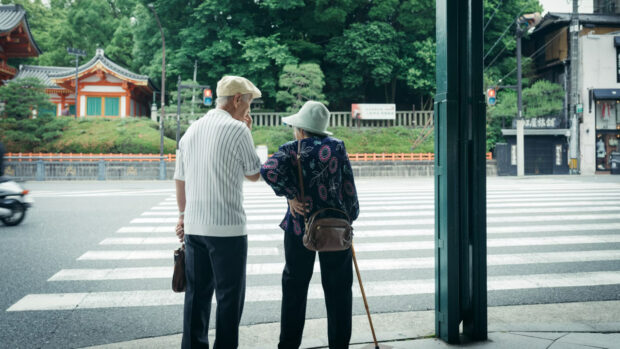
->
xmin=174 ymin=76 xmax=262 ymax=349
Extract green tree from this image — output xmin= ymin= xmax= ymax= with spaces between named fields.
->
xmin=0 ymin=78 xmax=54 ymax=120
xmin=276 ymin=63 xmax=327 ymax=111
xmin=326 ymin=22 xmax=403 ymax=104
xmin=486 ymin=80 xmax=564 ymax=150
xmin=105 ymin=17 xmax=134 ymax=68
xmin=483 ymin=0 xmax=543 ymax=86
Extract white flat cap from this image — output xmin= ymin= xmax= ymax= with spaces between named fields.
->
xmin=216 ymin=75 xmax=261 ymax=99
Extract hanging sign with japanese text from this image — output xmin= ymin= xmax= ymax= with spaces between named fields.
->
xmin=511 ymin=116 xmax=563 ymax=129
xmin=351 ymin=104 xmax=396 ymax=120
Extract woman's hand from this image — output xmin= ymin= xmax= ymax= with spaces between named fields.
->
xmin=287 ymin=197 xmax=309 ymax=218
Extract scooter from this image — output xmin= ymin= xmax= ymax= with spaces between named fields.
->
xmin=0 ymin=177 xmax=33 ymax=226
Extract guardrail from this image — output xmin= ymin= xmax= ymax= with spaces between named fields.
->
xmin=252 ymin=110 xmax=434 ymax=128
xmin=4 ymin=152 xmax=493 ymax=180
xmin=6 ymin=153 xmax=176 ymax=162
xmin=349 ymin=153 xmax=493 ymax=161
xmin=7 ymin=152 xmax=492 ymax=163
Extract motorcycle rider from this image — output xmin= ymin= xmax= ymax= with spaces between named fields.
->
xmin=0 ymin=141 xmax=5 ymax=177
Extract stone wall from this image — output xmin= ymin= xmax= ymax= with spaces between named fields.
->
xmin=5 ymin=160 xmax=497 ymax=181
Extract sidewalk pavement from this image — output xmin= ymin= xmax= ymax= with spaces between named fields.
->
xmin=84 ymin=300 xmax=620 ymax=348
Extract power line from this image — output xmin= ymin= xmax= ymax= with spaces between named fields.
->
xmin=494 ymin=28 xmax=565 ymax=85
xmin=484 ymin=44 xmax=508 ymax=72
xmin=484 ymin=0 xmax=505 ymax=32
xmin=484 ymin=7 xmax=528 ymax=61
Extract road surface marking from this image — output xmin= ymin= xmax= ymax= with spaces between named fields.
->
xmin=49 ymin=250 xmax=620 ymax=281
xmin=9 ymin=271 xmax=620 ymax=311
xmin=77 ymin=247 xmax=278 ymax=260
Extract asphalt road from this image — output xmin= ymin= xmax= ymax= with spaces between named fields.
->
xmin=1 ymin=177 xmax=619 ymax=348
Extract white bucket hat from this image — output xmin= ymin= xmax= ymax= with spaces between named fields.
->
xmin=216 ymin=75 xmax=261 ymax=99
xmin=281 ymin=101 xmax=332 ymax=136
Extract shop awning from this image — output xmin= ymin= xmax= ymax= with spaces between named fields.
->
xmin=501 ymin=129 xmax=570 ymax=137
xmin=592 ymin=89 xmax=620 ymax=100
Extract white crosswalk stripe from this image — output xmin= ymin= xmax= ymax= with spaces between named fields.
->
xmin=9 ymin=271 xmax=620 ymax=311
xmin=6 ymin=180 xmax=620 ymax=314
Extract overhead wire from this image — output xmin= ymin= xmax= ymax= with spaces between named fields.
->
xmin=483 ymin=7 xmax=529 ymax=61
xmin=484 ymin=0 xmax=505 ymax=32
xmin=484 ymin=44 xmax=508 ymax=72
xmin=493 ymin=28 xmax=565 ymax=85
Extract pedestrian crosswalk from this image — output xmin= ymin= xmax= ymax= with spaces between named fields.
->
xmin=6 ymin=179 xmax=620 ymax=322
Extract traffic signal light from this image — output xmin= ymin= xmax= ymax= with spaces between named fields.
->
xmin=486 ymin=88 xmax=496 ymax=106
xmin=203 ymin=88 xmax=213 ymax=106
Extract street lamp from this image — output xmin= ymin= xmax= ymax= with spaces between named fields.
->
xmin=67 ymin=47 xmax=86 ymax=119
xmin=148 ymin=3 xmax=165 ymax=161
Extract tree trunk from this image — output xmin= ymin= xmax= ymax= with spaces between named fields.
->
xmin=391 ymin=78 xmax=397 ymax=103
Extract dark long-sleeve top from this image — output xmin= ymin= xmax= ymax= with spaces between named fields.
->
xmin=260 ymin=136 xmax=360 ymax=236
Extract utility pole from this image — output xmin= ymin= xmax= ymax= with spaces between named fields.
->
xmin=569 ymin=0 xmax=580 ymax=173
xmin=191 ymin=60 xmax=197 ymax=117
xmin=516 ymin=21 xmax=525 ymax=176
xmin=148 ymin=3 xmax=166 ymax=180
xmin=67 ymin=47 xmax=86 ymax=119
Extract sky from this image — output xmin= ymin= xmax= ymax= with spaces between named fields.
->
xmin=538 ymin=0 xmax=595 ymax=14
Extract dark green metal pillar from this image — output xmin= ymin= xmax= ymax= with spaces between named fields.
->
xmin=435 ymin=0 xmax=487 ymax=344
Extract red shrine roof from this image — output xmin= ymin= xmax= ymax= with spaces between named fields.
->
xmin=0 ymin=4 xmax=42 ymax=58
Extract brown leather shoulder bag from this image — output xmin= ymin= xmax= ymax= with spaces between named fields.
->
xmin=296 ymin=140 xmax=353 ymax=252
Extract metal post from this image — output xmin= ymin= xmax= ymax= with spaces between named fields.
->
xmin=191 ymin=60 xmax=197 ymax=117
xmin=97 ymin=160 xmax=105 ymax=181
xmin=435 ymin=0 xmax=487 ymax=343
xmin=67 ymin=48 xmax=86 ymax=118
xmin=159 ymin=158 xmax=166 ymax=180
xmin=75 ymin=57 xmax=78 ymax=118
xmin=176 ymin=75 xmax=181 ymax=149
xmin=36 ymin=160 xmax=44 ymax=181
xmin=516 ymin=23 xmax=525 ymax=176
xmin=148 ymin=3 xmax=165 ymax=166
xmin=569 ymin=0 xmax=580 ymax=173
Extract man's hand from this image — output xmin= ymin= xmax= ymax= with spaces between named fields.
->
xmin=243 ymin=113 xmax=253 ymax=130
xmin=287 ymin=198 xmax=309 ymax=218
xmin=175 ymin=216 xmax=184 ymax=243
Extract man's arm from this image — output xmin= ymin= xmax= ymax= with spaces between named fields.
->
xmin=175 ymin=179 xmax=186 ymax=243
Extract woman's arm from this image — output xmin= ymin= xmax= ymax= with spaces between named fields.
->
xmin=260 ymin=143 xmax=299 ymax=200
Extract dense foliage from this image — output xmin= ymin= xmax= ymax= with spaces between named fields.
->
xmin=3 ymin=0 xmax=544 ymax=114
xmin=486 ymin=80 xmax=564 ymax=151
xmin=0 ymin=117 xmax=432 ymax=154
xmin=0 ymin=117 xmax=176 ymax=153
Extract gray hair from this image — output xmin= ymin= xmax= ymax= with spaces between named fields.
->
xmin=215 ymin=93 xmax=252 ymax=107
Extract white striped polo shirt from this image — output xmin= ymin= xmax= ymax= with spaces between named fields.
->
xmin=174 ymin=108 xmax=261 ymax=237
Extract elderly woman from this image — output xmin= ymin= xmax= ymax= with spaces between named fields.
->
xmin=260 ymin=101 xmax=359 ymax=349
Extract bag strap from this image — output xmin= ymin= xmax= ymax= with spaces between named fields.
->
xmin=307 ymin=207 xmax=351 ymax=226
xmin=296 ymin=140 xmax=308 ymax=225
xmin=296 ymin=141 xmax=351 ymax=225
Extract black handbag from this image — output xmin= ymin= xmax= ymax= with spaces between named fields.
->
xmin=296 ymin=140 xmax=353 ymax=252
xmin=172 ymin=244 xmax=186 ymax=293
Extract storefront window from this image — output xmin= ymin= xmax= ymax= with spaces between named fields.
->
xmin=595 ymin=100 xmax=620 ymax=171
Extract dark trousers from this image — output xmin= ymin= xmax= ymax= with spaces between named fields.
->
xmin=279 ymin=232 xmax=353 ymax=349
xmin=182 ymin=234 xmax=248 ymax=349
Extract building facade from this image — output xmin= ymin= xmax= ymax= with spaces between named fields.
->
xmin=580 ymin=33 xmax=620 ymax=174
xmin=14 ymin=48 xmax=155 ymax=118
xmin=526 ymin=12 xmax=620 ymax=175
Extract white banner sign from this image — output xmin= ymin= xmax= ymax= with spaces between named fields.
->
xmin=351 ymin=104 xmax=396 ymax=120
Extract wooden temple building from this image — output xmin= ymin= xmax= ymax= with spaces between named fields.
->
xmin=0 ymin=4 xmax=41 ymax=83
xmin=15 ymin=48 xmax=155 ymax=118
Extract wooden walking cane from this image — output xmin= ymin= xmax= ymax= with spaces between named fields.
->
xmin=352 ymin=243 xmax=392 ymax=349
